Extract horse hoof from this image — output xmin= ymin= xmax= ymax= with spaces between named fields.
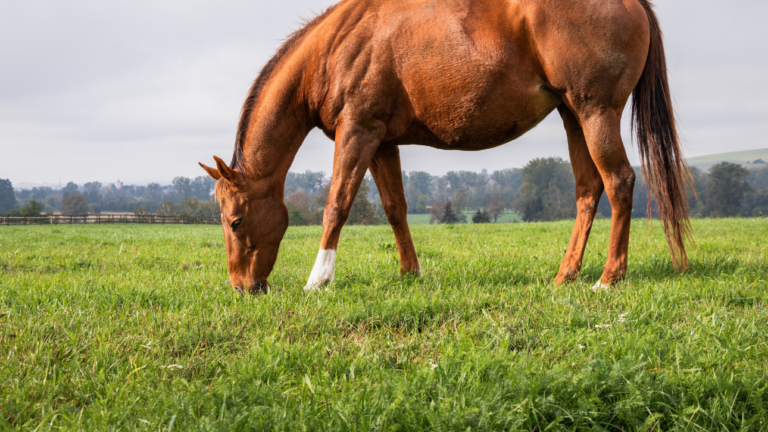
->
xmin=591 ymin=280 xmax=610 ymax=292
xmin=304 ymin=279 xmax=332 ymax=292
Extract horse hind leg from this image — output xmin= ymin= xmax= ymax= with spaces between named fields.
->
xmin=578 ymin=109 xmax=635 ymax=289
xmin=369 ymin=145 xmax=421 ymax=276
xmin=304 ymin=120 xmax=385 ymax=291
xmin=555 ymin=105 xmax=605 ymax=285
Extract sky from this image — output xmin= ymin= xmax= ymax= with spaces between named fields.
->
xmin=1 ymin=0 xmax=766 ymax=187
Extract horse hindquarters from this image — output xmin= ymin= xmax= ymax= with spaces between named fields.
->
xmin=580 ymin=111 xmax=636 ymax=287
xmin=554 ymin=106 xmax=605 ymax=285
xmin=531 ymin=0 xmax=651 ymax=286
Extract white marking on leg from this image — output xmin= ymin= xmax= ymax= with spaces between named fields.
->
xmin=415 ymin=257 xmax=422 ymax=277
xmin=304 ymin=249 xmax=336 ymax=291
xmin=591 ymin=280 xmax=610 ymax=292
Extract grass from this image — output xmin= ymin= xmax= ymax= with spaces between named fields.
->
xmin=1 ymin=219 xmax=767 ymax=431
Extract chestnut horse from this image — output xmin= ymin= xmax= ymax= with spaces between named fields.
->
xmin=200 ymin=0 xmax=692 ymax=293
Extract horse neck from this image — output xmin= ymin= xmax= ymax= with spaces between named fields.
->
xmin=239 ymin=74 xmax=312 ymax=198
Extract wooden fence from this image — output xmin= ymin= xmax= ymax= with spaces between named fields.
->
xmin=0 ymin=214 xmax=221 ymax=226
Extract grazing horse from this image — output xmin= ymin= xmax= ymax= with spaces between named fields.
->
xmin=199 ymin=0 xmax=692 ymax=293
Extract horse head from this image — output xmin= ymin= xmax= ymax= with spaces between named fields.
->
xmin=199 ymin=156 xmax=288 ymax=294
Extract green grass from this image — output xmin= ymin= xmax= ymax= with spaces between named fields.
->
xmin=1 ymin=219 xmax=767 ymax=430
xmin=407 ymin=210 xmax=522 ymax=225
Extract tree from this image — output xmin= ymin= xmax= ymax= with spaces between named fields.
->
xmin=7 ymin=200 xmax=43 ymax=216
xmin=428 ymin=200 xmax=444 ymax=224
xmin=285 ymin=171 xmax=325 ymax=195
xmin=491 ymin=168 xmax=523 ymax=207
xmin=444 ymin=171 xmax=461 ymax=192
xmin=415 ymin=195 xmax=428 ymax=214
xmin=744 ymin=189 xmax=768 ymax=217
xmin=486 ymin=194 xmax=505 ymax=222
xmin=30 ymin=187 xmax=54 ymax=202
xmin=512 ymin=157 xmax=576 ymax=221
xmin=156 ymin=201 xmax=179 ymax=216
xmin=408 ymin=171 xmax=433 ymax=195
xmin=687 ymin=166 xmax=708 ymax=216
xmin=706 ymin=162 xmax=752 ymax=217
xmin=172 ymin=177 xmax=193 ymax=201
xmin=452 ymin=189 xmax=469 ymax=213
xmin=61 ymin=182 xmax=79 ymax=198
xmin=445 ymin=170 xmax=487 ymax=192
xmin=347 ymin=179 xmax=377 ymax=225
xmin=441 ymin=201 xmax=460 ymax=224
xmin=60 ymin=194 xmax=89 ymax=214
xmin=434 ymin=177 xmax=450 ymax=202
xmin=191 ymin=176 xmax=216 ymax=200
xmin=366 ymin=175 xmax=381 ymax=204
xmin=286 ymin=191 xmax=322 ymax=225
xmin=748 ymin=166 xmax=768 ymax=190
xmin=287 ymin=191 xmax=310 ymax=210
xmin=286 ymin=202 xmax=309 ymax=226
xmin=83 ymin=182 xmax=102 ymax=204
xmin=199 ymin=200 xmax=220 ymax=219
xmin=404 ymin=185 xmax=422 ymax=213
xmin=375 ymin=203 xmax=388 ymax=225
xmin=146 ymin=183 xmax=161 ymax=202
xmin=472 ymin=208 xmax=492 ymax=223
xmin=180 ymin=196 xmax=201 ymax=218
xmin=0 ymin=179 xmax=16 ymax=214
xmin=313 ymin=184 xmax=331 ymax=209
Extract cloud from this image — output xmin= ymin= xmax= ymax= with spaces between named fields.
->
xmin=1 ymin=0 xmax=766 ymax=185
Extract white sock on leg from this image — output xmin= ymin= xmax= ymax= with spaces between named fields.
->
xmin=304 ymin=249 xmax=336 ymax=291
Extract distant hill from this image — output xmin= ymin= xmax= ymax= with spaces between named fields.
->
xmin=686 ymin=148 xmax=768 ymax=171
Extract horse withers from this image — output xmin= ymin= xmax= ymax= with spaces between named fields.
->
xmin=199 ymin=0 xmax=692 ymax=294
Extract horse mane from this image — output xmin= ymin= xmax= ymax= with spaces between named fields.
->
xmin=230 ymin=4 xmax=339 ymax=175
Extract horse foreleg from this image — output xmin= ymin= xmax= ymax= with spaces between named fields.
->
xmin=305 ymin=120 xmax=384 ymax=290
xmin=555 ymin=106 xmax=604 ymax=285
xmin=369 ymin=145 xmax=421 ymax=276
xmin=581 ymin=111 xmax=635 ymax=289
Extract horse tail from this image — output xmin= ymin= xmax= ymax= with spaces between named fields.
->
xmin=632 ymin=0 xmax=694 ymax=270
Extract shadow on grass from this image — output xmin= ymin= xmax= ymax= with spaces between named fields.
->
xmin=636 ymin=253 xmax=764 ymax=281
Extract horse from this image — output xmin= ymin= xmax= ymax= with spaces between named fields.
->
xmin=199 ymin=0 xmax=692 ymax=294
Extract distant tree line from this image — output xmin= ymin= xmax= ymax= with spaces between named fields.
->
xmin=0 ymin=176 xmax=219 ymax=219
xmin=281 ymin=160 xmax=768 ymax=225
xmin=2 ymin=160 xmax=766 ymax=222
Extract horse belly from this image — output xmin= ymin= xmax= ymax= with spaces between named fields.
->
xmin=402 ymin=79 xmax=561 ymax=150
xmin=389 ymin=9 xmax=561 ymax=150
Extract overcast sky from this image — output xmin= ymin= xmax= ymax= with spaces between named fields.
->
xmin=1 ymin=0 xmax=766 ymax=186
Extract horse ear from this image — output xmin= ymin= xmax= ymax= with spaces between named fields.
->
xmin=198 ymin=162 xmax=222 ymax=180
xmin=213 ymin=155 xmax=241 ymax=185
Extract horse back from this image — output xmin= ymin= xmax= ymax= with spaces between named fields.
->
xmin=305 ymin=0 xmax=649 ymax=147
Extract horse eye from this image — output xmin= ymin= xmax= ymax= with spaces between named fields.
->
xmin=230 ymin=219 xmax=243 ymax=230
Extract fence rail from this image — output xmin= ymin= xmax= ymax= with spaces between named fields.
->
xmin=0 ymin=214 xmax=221 ymax=226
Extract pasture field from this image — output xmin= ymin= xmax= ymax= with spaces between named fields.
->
xmin=1 ymin=219 xmax=767 ymax=431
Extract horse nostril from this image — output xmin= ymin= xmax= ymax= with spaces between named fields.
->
xmin=251 ymin=280 xmax=271 ymax=294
